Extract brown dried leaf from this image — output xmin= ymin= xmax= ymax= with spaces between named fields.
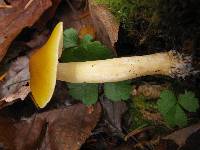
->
xmin=0 ymin=103 xmax=101 ymax=150
xmin=163 ymin=123 xmax=200 ymax=147
xmin=0 ymin=56 xmax=30 ymax=109
xmin=0 ymin=86 xmax=30 ymax=109
xmin=79 ymin=25 xmax=96 ymax=39
xmin=25 ymin=30 xmax=50 ymax=49
xmin=0 ymin=0 xmax=52 ymax=62
xmin=132 ymin=83 xmax=170 ymax=99
xmin=0 ymin=56 xmax=29 ymax=98
xmin=101 ymin=97 xmax=127 ymax=132
xmin=57 ymin=1 xmax=93 ymax=31
xmin=89 ymin=0 xmax=119 ymax=52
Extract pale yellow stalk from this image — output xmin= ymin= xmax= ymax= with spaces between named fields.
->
xmin=57 ymin=51 xmax=190 ymax=83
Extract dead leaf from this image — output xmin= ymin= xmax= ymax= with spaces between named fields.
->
xmin=0 ymin=56 xmax=30 ymax=97
xmin=79 ymin=25 xmax=96 ymax=39
xmin=89 ymin=0 xmax=119 ymax=52
xmin=79 ymin=11 xmax=90 ymax=19
xmin=25 ymin=30 xmax=50 ymax=49
xmin=0 ymin=0 xmax=52 ymax=62
xmin=0 ymin=103 xmax=101 ymax=150
xmin=34 ymin=0 xmax=61 ymax=30
xmin=163 ymin=122 xmax=200 ymax=147
xmin=100 ymin=97 xmax=127 ymax=132
xmin=132 ymin=83 xmax=169 ymax=99
xmin=0 ymin=56 xmax=30 ymax=109
xmin=0 ymin=86 xmax=30 ymax=109
xmin=0 ymin=0 xmax=12 ymax=9
xmin=57 ymin=0 xmax=93 ymax=32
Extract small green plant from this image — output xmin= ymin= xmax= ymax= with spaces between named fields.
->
xmin=157 ymin=90 xmax=199 ymax=127
xmin=60 ymin=28 xmax=132 ymax=105
xmin=94 ymin=0 xmax=159 ymax=27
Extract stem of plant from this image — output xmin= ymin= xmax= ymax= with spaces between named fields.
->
xmin=57 ymin=51 xmax=192 ymax=83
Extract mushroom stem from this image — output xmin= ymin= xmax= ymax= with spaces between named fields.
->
xmin=57 ymin=51 xmax=191 ymax=83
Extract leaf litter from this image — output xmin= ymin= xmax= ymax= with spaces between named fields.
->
xmin=0 ymin=102 xmax=101 ymax=150
xmin=0 ymin=0 xmax=199 ymax=149
xmin=0 ymin=56 xmax=30 ymax=109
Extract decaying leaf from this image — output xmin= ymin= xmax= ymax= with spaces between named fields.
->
xmin=0 ymin=56 xmax=30 ymax=108
xmin=132 ymin=83 xmax=170 ymax=99
xmin=89 ymin=0 xmax=119 ymax=52
xmin=0 ymin=103 xmax=101 ymax=150
xmin=0 ymin=56 xmax=30 ymax=97
xmin=0 ymin=0 xmax=53 ymax=62
xmin=0 ymin=0 xmax=12 ymax=8
xmin=100 ymin=97 xmax=127 ymax=132
xmin=163 ymin=122 xmax=200 ymax=147
xmin=79 ymin=25 xmax=96 ymax=39
xmin=25 ymin=30 xmax=50 ymax=49
xmin=0 ymin=86 xmax=30 ymax=109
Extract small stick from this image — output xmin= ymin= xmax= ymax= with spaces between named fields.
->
xmin=24 ymin=0 xmax=34 ymax=9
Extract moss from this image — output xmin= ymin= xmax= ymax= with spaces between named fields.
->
xmin=94 ymin=0 xmax=159 ymax=28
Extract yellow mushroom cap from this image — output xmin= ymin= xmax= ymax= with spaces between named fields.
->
xmin=29 ymin=22 xmax=63 ymax=108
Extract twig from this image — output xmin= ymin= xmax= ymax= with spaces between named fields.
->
xmin=24 ymin=0 xmax=34 ymax=9
xmin=124 ymin=126 xmax=155 ymax=141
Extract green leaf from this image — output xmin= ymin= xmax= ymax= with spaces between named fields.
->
xmin=157 ymin=90 xmax=177 ymax=115
xmin=60 ymin=38 xmax=113 ymax=62
xmin=174 ymin=104 xmax=187 ymax=127
xmin=163 ymin=104 xmax=176 ymax=127
xmin=60 ymin=47 xmax=87 ymax=62
xmin=83 ymin=41 xmax=113 ymax=60
xmin=80 ymin=35 xmax=93 ymax=48
xmin=157 ymin=90 xmax=189 ymax=127
xmin=163 ymin=104 xmax=187 ymax=127
xmin=68 ymin=83 xmax=99 ymax=105
xmin=63 ymin=28 xmax=78 ymax=49
xmin=178 ymin=91 xmax=199 ymax=112
xmin=61 ymin=28 xmax=124 ymax=105
xmin=104 ymin=81 xmax=132 ymax=101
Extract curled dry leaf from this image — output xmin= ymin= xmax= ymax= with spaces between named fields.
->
xmin=132 ymin=83 xmax=170 ymax=99
xmin=0 ymin=0 xmax=12 ymax=9
xmin=89 ymin=0 xmax=119 ymax=52
xmin=100 ymin=97 xmax=127 ymax=132
xmin=163 ymin=123 xmax=200 ymax=147
xmin=0 ymin=56 xmax=30 ymax=97
xmin=0 ymin=86 xmax=30 ymax=109
xmin=0 ymin=56 xmax=30 ymax=109
xmin=0 ymin=0 xmax=52 ymax=62
xmin=0 ymin=103 xmax=101 ymax=150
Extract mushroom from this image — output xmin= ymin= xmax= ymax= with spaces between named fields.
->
xmin=29 ymin=22 xmax=192 ymax=108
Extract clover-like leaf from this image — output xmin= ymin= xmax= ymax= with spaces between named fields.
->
xmin=104 ymin=81 xmax=132 ymax=101
xmin=68 ymin=83 xmax=99 ymax=105
xmin=63 ymin=28 xmax=78 ymax=49
xmin=157 ymin=90 xmax=177 ymax=115
xmin=178 ymin=91 xmax=199 ymax=112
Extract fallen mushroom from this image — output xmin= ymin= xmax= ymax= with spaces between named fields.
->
xmin=29 ymin=22 xmax=63 ymax=108
xmin=29 ymin=22 xmax=192 ymax=108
